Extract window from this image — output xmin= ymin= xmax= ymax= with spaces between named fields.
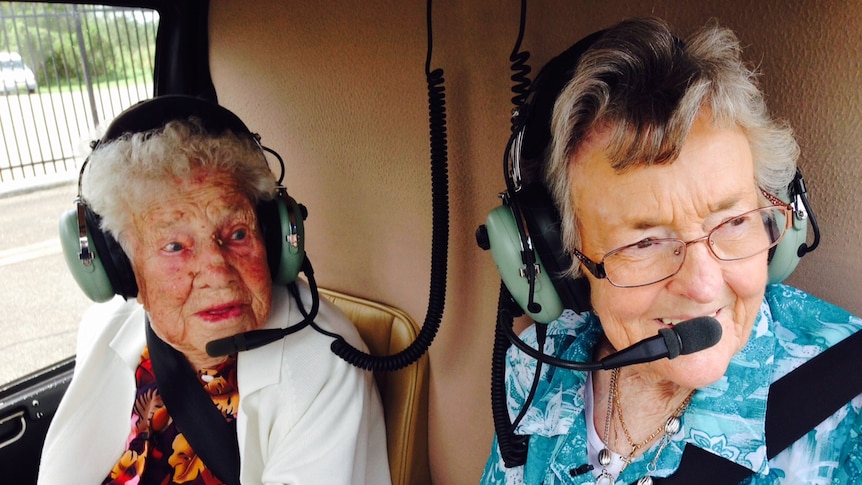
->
xmin=0 ymin=2 xmax=159 ymax=386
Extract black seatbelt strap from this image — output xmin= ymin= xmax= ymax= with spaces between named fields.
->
xmin=648 ymin=445 xmax=751 ymax=485
xmin=146 ymin=320 xmax=242 ymax=485
xmin=648 ymin=328 xmax=862 ymax=485
xmin=765 ymin=326 xmax=862 ymax=455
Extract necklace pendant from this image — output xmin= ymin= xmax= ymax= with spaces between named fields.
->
xmin=598 ymin=448 xmax=612 ymax=467
xmin=596 ymin=471 xmax=615 ymax=485
xmin=637 ymin=476 xmax=654 ymax=485
xmin=665 ymin=415 xmax=681 ymax=435
xmin=620 ymin=450 xmax=634 ymax=466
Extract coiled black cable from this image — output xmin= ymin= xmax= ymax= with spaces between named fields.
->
xmin=508 ymin=0 xmax=532 ymax=119
xmin=491 ymin=284 xmax=547 ymax=467
xmin=490 ymin=0 xmax=538 ymax=467
xmin=329 ymin=0 xmax=448 ymax=371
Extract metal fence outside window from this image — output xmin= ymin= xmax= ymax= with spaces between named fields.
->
xmin=0 ymin=2 xmax=158 ymax=189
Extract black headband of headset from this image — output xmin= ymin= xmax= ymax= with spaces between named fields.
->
xmin=519 ymin=30 xmax=606 ymax=162
xmin=98 ymin=95 xmax=253 ymax=147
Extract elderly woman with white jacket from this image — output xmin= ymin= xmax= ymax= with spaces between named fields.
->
xmin=39 ymin=96 xmax=390 ymax=485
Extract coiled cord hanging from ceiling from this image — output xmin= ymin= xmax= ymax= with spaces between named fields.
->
xmin=508 ymin=0 xmax=532 ymax=121
xmin=489 ymin=0 xmax=538 ymax=467
xmin=330 ymin=0 xmax=448 ymax=371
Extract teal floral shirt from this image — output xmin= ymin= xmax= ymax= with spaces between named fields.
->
xmin=481 ymin=284 xmax=862 ymax=484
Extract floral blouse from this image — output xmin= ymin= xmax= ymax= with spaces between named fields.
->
xmin=481 ymin=284 xmax=862 ymax=484
xmin=102 ymin=348 xmax=239 ymax=485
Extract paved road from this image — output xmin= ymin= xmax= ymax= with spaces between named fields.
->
xmin=0 ymin=86 xmax=150 ymax=386
xmin=0 ymin=183 xmax=95 ymax=386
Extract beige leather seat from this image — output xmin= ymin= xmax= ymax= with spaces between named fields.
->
xmin=320 ymin=288 xmax=432 ymax=485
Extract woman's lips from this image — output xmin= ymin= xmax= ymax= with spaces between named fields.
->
xmin=197 ymin=303 xmax=245 ymax=322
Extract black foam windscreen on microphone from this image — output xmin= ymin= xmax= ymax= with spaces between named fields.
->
xmin=660 ymin=316 xmax=723 ymax=358
xmin=597 ymin=316 xmax=722 ymax=370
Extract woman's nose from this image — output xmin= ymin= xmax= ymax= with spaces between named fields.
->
xmin=192 ymin=237 xmax=235 ymax=286
xmin=668 ymin=241 xmax=723 ymax=302
xmin=206 ymin=235 xmax=228 ymax=264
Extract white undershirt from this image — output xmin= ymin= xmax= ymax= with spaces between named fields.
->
xmin=585 ymin=371 xmax=628 ymax=483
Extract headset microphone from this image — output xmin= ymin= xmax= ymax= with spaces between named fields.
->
xmin=599 ymin=316 xmax=722 ymax=369
xmin=504 ymin=316 xmax=722 ymax=371
xmin=207 ymin=262 xmax=321 ymax=358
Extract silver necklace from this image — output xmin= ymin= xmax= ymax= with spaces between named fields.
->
xmin=596 ymin=368 xmax=694 ymax=485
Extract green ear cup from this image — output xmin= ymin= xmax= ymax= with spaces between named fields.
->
xmin=484 ymin=205 xmax=564 ymax=323
xmin=768 ymin=199 xmax=808 ymax=284
xmin=59 ymin=208 xmax=117 ymax=303
xmin=271 ymin=193 xmax=306 ymax=285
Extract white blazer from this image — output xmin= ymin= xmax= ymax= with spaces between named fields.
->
xmin=38 ymin=281 xmax=391 ymax=485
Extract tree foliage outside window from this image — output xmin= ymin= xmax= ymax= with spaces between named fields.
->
xmin=0 ymin=2 xmax=158 ymax=91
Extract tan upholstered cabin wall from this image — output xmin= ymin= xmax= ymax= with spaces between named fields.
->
xmin=208 ymin=1 xmax=862 ymax=483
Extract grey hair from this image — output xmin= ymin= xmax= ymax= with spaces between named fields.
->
xmin=82 ymin=117 xmax=277 ymax=251
xmin=545 ymin=17 xmax=799 ymax=277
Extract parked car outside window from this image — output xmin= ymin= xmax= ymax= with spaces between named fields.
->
xmin=0 ymin=51 xmax=37 ymax=94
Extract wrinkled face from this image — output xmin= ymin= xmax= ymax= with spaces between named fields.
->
xmin=129 ymin=169 xmax=272 ymax=367
xmin=571 ymin=113 xmax=767 ymax=388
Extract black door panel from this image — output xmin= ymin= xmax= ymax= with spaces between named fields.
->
xmin=0 ymin=358 xmax=74 ymax=485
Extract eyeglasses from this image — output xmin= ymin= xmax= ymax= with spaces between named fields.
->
xmin=572 ymin=192 xmax=794 ymax=288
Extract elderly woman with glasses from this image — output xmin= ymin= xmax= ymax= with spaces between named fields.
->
xmin=481 ymin=17 xmax=862 ymax=485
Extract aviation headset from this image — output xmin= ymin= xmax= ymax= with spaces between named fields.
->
xmin=480 ymin=29 xmax=819 ymax=324
xmin=59 ymin=95 xmax=307 ymax=303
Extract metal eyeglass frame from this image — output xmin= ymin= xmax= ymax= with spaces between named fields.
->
xmin=571 ymin=190 xmax=794 ymax=288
